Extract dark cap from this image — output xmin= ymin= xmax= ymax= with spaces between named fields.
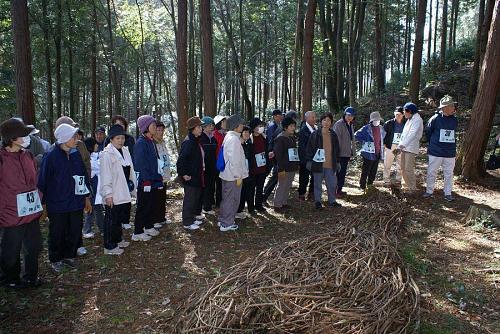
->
xmin=272 ymin=109 xmax=282 ymax=116
xmin=0 ymin=118 xmax=34 ymax=141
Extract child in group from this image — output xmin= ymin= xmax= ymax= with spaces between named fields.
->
xmin=38 ymin=123 xmax=92 ymax=272
xmin=236 ymin=126 xmax=253 ymax=218
xmin=99 ymin=125 xmax=137 ymax=255
xmin=83 ymin=138 xmax=105 ymax=237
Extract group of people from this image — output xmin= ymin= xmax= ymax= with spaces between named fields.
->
xmin=0 ymin=94 xmax=458 ymax=289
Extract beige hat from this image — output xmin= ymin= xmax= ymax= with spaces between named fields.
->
xmin=439 ymin=95 xmax=456 ymax=109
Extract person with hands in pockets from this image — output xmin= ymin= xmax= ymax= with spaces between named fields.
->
xmin=98 ymin=124 xmax=137 ymax=255
xmin=273 ymin=116 xmax=300 ymax=213
xmin=382 ymin=106 xmax=406 ymax=187
xmin=422 ymin=95 xmax=458 ymax=202
xmin=0 ymin=118 xmax=43 ymax=288
xmin=217 ymin=114 xmax=248 ymax=232
xmin=132 ymin=115 xmax=162 ymax=242
xmin=354 ymin=112 xmax=386 ymax=194
xmin=38 ymin=123 xmax=93 ymax=273
xmin=177 ymin=117 xmax=206 ymax=231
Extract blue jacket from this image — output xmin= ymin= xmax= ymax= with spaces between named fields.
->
xmin=354 ymin=124 xmax=386 ymax=161
xmin=425 ymin=111 xmax=458 ymax=158
xmin=298 ymin=123 xmax=315 ymax=162
xmin=38 ymin=145 xmax=90 ymax=214
xmin=133 ymin=135 xmax=163 ymax=189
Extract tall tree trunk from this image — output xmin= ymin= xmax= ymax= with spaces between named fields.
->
xmin=41 ymin=0 xmax=54 ymax=138
xmin=301 ymin=0 xmax=317 ymax=113
xmin=348 ymin=0 xmax=367 ymax=106
xmin=409 ymin=0 xmax=428 ymax=102
xmin=456 ymin=0 xmax=500 ymax=179
xmin=91 ymin=4 xmax=97 ymax=134
xmin=433 ymin=0 xmax=439 ymax=56
xmin=67 ymin=2 xmax=75 ymax=120
xmin=374 ymin=0 xmax=385 ymax=93
xmin=55 ymin=0 xmax=62 ymax=117
xmin=199 ymin=0 xmax=216 ymax=117
xmin=427 ymin=0 xmax=433 ymax=63
xmin=188 ymin=0 xmax=196 ymax=117
xmin=11 ymin=0 xmax=35 ymax=125
xmin=440 ymin=0 xmax=448 ymax=69
xmin=469 ymin=0 xmax=485 ymax=98
xmin=336 ymin=0 xmax=345 ymax=107
xmin=318 ymin=0 xmax=335 ymax=111
xmin=290 ymin=0 xmax=304 ymax=112
xmin=405 ymin=0 xmax=412 ymax=72
xmin=177 ymin=0 xmax=189 ymax=142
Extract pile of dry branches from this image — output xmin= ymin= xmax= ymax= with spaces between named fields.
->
xmin=176 ymin=202 xmax=420 ymax=333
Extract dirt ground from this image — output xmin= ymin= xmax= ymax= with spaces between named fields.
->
xmin=0 ymin=155 xmax=498 ymax=334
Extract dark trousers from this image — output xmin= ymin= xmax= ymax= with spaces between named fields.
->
xmin=48 ymin=210 xmax=83 ymax=263
xmin=202 ymin=171 xmax=216 ymax=211
xmin=182 ymin=185 xmax=203 ymax=226
xmin=153 ymin=186 xmax=167 ymax=224
xmin=254 ymin=173 xmax=267 ymax=209
xmin=0 ymin=220 xmax=41 ymax=284
xmin=298 ymin=163 xmax=314 ymax=196
xmin=238 ymin=176 xmax=256 ymax=213
xmin=263 ymin=163 xmax=278 ymax=201
xmin=360 ymin=157 xmax=380 ymax=189
xmin=134 ymin=188 xmax=155 ymax=234
xmin=104 ymin=203 xmax=130 ymax=250
xmin=337 ymin=157 xmax=350 ymax=193
xmin=215 ymin=173 xmax=222 ymax=207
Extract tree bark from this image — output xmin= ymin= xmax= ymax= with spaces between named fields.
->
xmin=199 ymin=0 xmax=216 ymax=116
xmin=318 ymin=0 xmax=336 ymax=111
xmin=348 ymin=0 xmax=367 ymax=106
xmin=409 ymin=0 xmax=428 ymax=102
xmin=374 ymin=0 xmax=385 ymax=93
xmin=427 ymin=0 xmax=433 ymax=63
xmin=55 ymin=0 xmax=62 ymax=117
xmin=301 ymin=0 xmax=317 ymax=113
xmin=433 ymin=0 xmax=439 ymax=56
xmin=290 ymin=0 xmax=305 ymax=112
xmin=91 ymin=3 xmax=98 ymax=134
xmin=10 ymin=0 xmax=35 ymax=125
xmin=188 ymin=0 xmax=196 ymax=117
xmin=456 ymin=0 xmax=500 ymax=180
xmin=177 ymin=0 xmax=189 ymax=142
xmin=336 ymin=0 xmax=345 ymax=107
xmin=41 ymin=0 xmax=54 ymax=138
xmin=67 ymin=2 xmax=75 ymax=119
xmin=440 ymin=0 xmax=448 ymax=69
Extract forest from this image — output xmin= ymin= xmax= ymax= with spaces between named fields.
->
xmin=0 ymin=0 xmax=499 ymax=333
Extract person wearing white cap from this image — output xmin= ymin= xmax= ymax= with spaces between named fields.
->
xmin=38 ymin=123 xmax=92 ymax=273
xmin=382 ymin=107 xmax=406 ymax=187
xmin=422 ymin=95 xmax=458 ymax=202
xmin=354 ymin=112 xmax=386 ymax=193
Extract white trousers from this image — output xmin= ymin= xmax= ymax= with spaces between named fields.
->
xmin=426 ymin=155 xmax=456 ymax=196
xmin=383 ymin=144 xmax=402 ymax=183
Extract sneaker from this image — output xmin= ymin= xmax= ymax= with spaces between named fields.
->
xmin=144 ymin=228 xmax=160 ymax=237
xmin=328 ymin=201 xmax=342 ymax=208
xmin=195 ymin=213 xmax=206 ymax=220
xmin=315 ymin=202 xmax=323 ymax=210
xmin=235 ymin=212 xmax=248 ymax=219
xmin=77 ymin=247 xmax=87 ymax=256
xmin=117 ymin=240 xmax=130 ymax=248
xmin=220 ymin=224 xmax=238 ymax=232
xmin=153 ymin=223 xmax=163 ymax=229
xmin=83 ymin=232 xmax=95 ymax=239
xmin=51 ymin=261 xmax=65 ymax=273
xmin=62 ymin=258 xmax=76 ymax=268
xmin=444 ymin=195 xmax=454 ymax=202
xmin=184 ymin=223 xmax=200 ymax=230
xmin=193 ymin=220 xmax=204 ymax=226
xmin=104 ymin=247 xmax=124 ymax=255
xmin=122 ymin=223 xmax=132 ymax=230
xmin=422 ymin=192 xmax=433 ymax=199
xmin=202 ymin=209 xmax=216 ymax=215
xmin=131 ymin=233 xmax=152 ymax=241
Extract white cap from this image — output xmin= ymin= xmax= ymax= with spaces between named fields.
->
xmin=54 ymin=123 xmax=78 ymax=144
xmin=214 ymin=115 xmax=226 ymax=126
xmin=29 ymin=126 xmax=40 ymax=135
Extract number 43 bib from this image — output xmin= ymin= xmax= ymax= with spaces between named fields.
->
xmin=16 ymin=190 xmax=43 ymax=217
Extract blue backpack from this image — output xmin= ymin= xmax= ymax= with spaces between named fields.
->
xmin=216 ymin=145 xmax=226 ymax=172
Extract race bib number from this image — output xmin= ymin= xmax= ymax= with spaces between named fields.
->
xmin=392 ymin=132 xmax=402 ymax=145
xmin=255 ymin=152 xmax=266 ymax=167
xmin=288 ymin=148 xmax=299 ymax=162
xmin=313 ymin=149 xmax=325 ymax=163
xmin=72 ymin=175 xmax=90 ymax=195
xmin=16 ymin=190 xmax=43 ymax=217
xmin=362 ymin=142 xmax=375 ymax=154
xmin=439 ymin=129 xmax=455 ymax=143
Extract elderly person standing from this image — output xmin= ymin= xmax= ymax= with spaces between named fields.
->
xmin=153 ymin=121 xmax=172 ymax=227
xmin=333 ymin=107 xmax=356 ymax=197
xmin=423 ymin=95 xmax=458 ymax=201
xmin=397 ymin=102 xmax=424 ymax=194
xmin=199 ymin=116 xmax=218 ymax=215
xmin=298 ymin=111 xmax=317 ymax=201
xmin=383 ymin=106 xmax=406 ymax=187
xmin=217 ymin=115 xmax=248 ymax=232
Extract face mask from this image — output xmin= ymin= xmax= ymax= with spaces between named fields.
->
xmin=372 ymin=120 xmax=380 ymax=127
xmin=257 ymin=127 xmax=265 ymax=134
xmin=20 ymin=136 xmax=31 ymax=148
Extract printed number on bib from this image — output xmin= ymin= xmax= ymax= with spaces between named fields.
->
xmin=16 ymin=190 xmax=43 ymax=217
xmin=439 ymin=129 xmax=455 ymax=143
xmin=362 ymin=142 xmax=375 ymax=154
xmin=313 ymin=149 xmax=325 ymax=163
xmin=255 ymin=152 xmax=266 ymax=167
xmin=392 ymin=133 xmax=402 ymax=145
xmin=73 ymin=175 xmax=90 ymax=195
xmin=288 ymin=148 xmax=299 ymax=162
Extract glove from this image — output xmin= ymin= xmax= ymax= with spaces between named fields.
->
xmin=143 ymin=186 xmax=151 ymax=193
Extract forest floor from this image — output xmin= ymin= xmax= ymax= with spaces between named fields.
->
xmin=0 ymin=153 xmax=499 ymax=334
